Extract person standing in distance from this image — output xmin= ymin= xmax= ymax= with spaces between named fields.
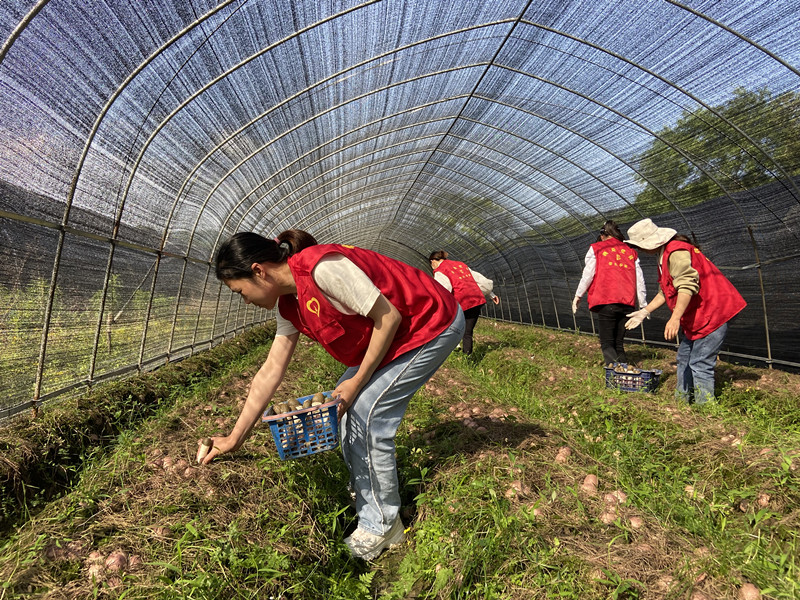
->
xmin=572 ymin=220 xmax=647 ymax=365
xmin=624 ymin=218 xmax=746 ymax=405
xmin=208 ymin=230 xmax=464 ymax=560
xmin=429 ymin=250 xmax=500 ymax=356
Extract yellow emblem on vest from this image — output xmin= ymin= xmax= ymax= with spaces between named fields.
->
xmin=306 ymin=297 xmax=321 ymax=317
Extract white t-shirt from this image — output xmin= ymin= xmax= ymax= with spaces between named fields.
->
xmin=275 ymin=254 xmax=381 ymax=337
xmin=434 ymin=268 xmax=496 ymax=300
xmin=574 ymin=246 xmax=647 ymax=308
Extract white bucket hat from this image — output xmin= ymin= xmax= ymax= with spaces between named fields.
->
xmin=625 ymin=218 xmax=677 ymax=250
xmin=625 ymin=219 xmax=678 ymax=250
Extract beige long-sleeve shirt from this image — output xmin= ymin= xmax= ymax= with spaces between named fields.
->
xmin=655 ymin=248 xmax=700 ymax=300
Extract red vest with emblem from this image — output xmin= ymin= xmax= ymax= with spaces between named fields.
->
xmin=433 ymin=259 xmax=486 ymax=311
xmin=587 ymin=238 xmax=638 ymax=310
xmin=278 ymin=244 xmax=458 ymax=368
xmin=659 ymin=240 xmax=746 ymax=340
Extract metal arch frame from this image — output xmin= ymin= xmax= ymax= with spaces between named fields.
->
xmin=161 ymin=21 xmax=522 ymax=248
xmin=146 ymin=102 xmax=468 ymax=361
xmin=161 ymin=12 xmax=798 ymax=262
xmin=174 ymin=62 xmax=493 ymax=241
xmin=1 ymin=0 xmax=792 ymax=408
xmin=173 ymin=10 xmax=798 ymax=262
xmin=2 ymin=0 xmax=245 ymax=407
xmin=298 ymin=191 xmax=546 ymax=310
xmin=153 ymin=2 xmax=793 ymax=370
xmin=381 ymin=0 xmax=535 ymax=238
xmin=205 ymin=185 xmax=539 ymax=347
xmin=0 ymin=0 xmax=50 ymax=65
xmin=666 ymin=0 xmax=800 ymax=80
xmin=490 ymin=63 xmax=776 ymax=357
xmin=169 ymin=57 xmax=707 ymax=259
xmin=202 ymin=90 xmax=684 ymax=248
xmin=183 ymin=67 xmax=665 ymax=252
xmin=190 ymin=76 xmax=692 ymax=297
xmin=271 ymin=167 xmax=565 ymax=315
xmin=485 ymin=62 xmax=776 ymax=361
xmin=92 ymin=1 xmax=382 ymax=376
xmin=225 ymin=129 xmax=594 ymax=241
xmin=298 ymin=193 xmax=550 ymax=328
xmin=162 ymin=74 xmax=679 ymax=355
xmin=140 ymin=7 xmax=788 ymax=362
xmin=515 ymin=17 xmax=800 ymax=205
xmin=170 ymin=69 xmax=756 ymax=351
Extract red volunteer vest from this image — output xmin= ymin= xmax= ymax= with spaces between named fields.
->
xmin=659 ymin=240 xmax=746 ymax=340
xmin=433 ymin=260 xmax=486 ymax=312
xmin=587 ymin=238 xmax=638 ymax=310
xmin=279 ymin=244 xmax=458 ymax=368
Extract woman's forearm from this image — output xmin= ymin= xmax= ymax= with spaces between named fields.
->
xmin=349 ymin=295 xmax=401 ymax=390
xmin=230 ymin=333 xmax=298 ymax=447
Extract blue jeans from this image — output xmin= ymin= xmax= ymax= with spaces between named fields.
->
xmin=676 ymin=322 xmax=728 ymax=405
xmin=338 ymin=307 xmax=465 ymax=536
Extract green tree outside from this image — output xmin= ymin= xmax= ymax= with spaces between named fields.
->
xmin=633 ymin=87 xmax=800 ymax=213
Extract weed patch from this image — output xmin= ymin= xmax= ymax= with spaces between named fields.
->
xmin=1 ymin=320 xmax=799 ymax=599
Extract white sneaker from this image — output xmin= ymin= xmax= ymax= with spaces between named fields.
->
xmin=344 ymin=518 xmax=405 ymax=560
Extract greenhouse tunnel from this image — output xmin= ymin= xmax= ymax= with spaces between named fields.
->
xmin=1 ymin=0 xmax=799 ymax=421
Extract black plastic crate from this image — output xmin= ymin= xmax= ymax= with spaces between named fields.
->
xmin=604 ymin=363 xmax=662 ymax=393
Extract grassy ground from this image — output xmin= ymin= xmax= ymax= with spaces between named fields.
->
xmin=1 ymin=320 xmax=798 ymax=599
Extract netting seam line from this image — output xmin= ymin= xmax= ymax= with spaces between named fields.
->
xmin=384 ymin=0 xmax=538 ymax=235
xmin=667 ymin=0 xmax=800 ymax=79
xmin=518 ymin=17 xmax=800 ymax=204
xmin=171 ymin=21 xmax=520 ymax=257
xmin=0 ymin=0 xmax=49 ymax=66
xmin=110 ymin=2 xmax=381 ymax=367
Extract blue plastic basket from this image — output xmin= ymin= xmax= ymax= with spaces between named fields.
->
xmin=261 ymin=392 xmax=341 ymax=460
xmin=604 ymin=363 xmax=662 ymax=393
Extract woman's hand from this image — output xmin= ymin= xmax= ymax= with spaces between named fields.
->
xmin=334 ymin=294 xmax=401 ymax=421
xmin=199 ymin=434 xmax=240 ymax=465
xmin=334 ymin=378 xmax=362 ymax=419
xmin=664 ymin=316 xmax=681 ymax=341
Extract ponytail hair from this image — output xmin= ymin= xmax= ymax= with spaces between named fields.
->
xmin=428 ymin=249 xmax=449 ymax=261
xmin=598 ymin=220 xmax=624 ymax=242
xmin=215 ymin=229 xmax=317 ymax=280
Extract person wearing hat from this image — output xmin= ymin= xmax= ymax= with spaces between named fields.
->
xmin=624 ymin=218 xmax=746 ymax=404
xmin=572 ymin=220 xmax=647 ymax=366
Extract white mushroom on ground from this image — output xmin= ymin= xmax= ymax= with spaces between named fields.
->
xmin=581 ymin=474 xmax=598 ymax=495
xmin=738 ymin=583 xmax=761 ymax=600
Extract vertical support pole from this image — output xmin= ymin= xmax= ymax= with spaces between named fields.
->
xmin=33 ymin=227 xmax=68 ymax=418
xmin=168 ymin=257 xmax=190 ymax=356
xmin=192 ymin=263 xmax=215 ymax=351
xmin=746 ymin=226 xmax=773 ymax=369
xmin=520 ymin=272 xmax=533 ymax=325
xmin=139 ymin=253 xmax=162 ymax=368
xmin=499 ymin=277 xmax=506 ymax=321
xmin=89 ymin=241 xmax=117 ymax=385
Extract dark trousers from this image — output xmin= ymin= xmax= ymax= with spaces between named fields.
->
xmin=461 ymin=305 xmax=483 ymax=355
xmin=594 ymin=303 xmax=634 ymax=365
